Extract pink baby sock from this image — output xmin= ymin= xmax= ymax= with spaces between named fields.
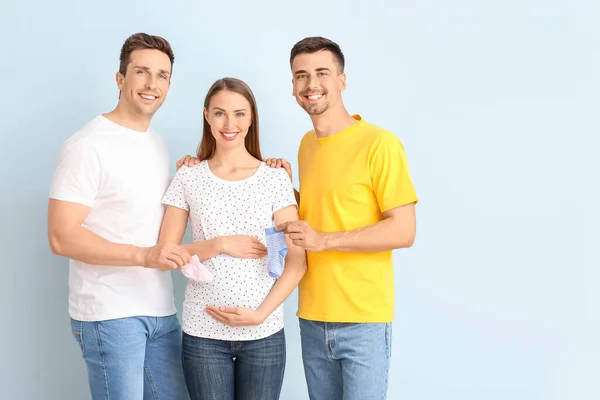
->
xmin=181 ymin=255 xmax=214 ymax=283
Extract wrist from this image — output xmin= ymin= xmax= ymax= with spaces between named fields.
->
xmin=132 ymin=246 xmax=148 ymax=267
xmin=254 ymin=307 xmax=269 ymax=324
xmin=319 ymin=232 xmax=334 ymax=251
xmin=321 ymin=232 xmax=342 ymax=251
xmin=214 ymin=237 xmax=226 ymax=254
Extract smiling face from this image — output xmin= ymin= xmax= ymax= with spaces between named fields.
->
xmin=291 ymin=50 xmax=346 ymax=116
xmin=116 ymin=48 xmax=172 ymax=117
xmin=204 ymin=90 xmax=253 ymax=151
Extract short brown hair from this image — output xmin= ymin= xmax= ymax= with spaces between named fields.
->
xmin=290 ymin=37 xmax=345 ymax=72
xmin=119 ymin=33 xmax=174 ymax=76
xmin=197 ymin=78 xmax=262 ymax=161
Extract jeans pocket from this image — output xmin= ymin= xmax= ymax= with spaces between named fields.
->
xmin=71 ymin=319 xmax=86 ymax=355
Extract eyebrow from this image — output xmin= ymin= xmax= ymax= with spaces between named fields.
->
xmin=132 ymin=66 xmax=171 ymax=75
xmin=213 ymin=107 xmax=248 ymax=112
xmin=294 ymin=67 xmax=331 ymax=75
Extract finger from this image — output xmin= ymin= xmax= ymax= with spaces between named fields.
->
xmin=166 ymin=253 xmax=186 ymax=268
xmin=161 ymin=259 xmax=179 ymax=270
xmin=275 ymin=221 xmax=289 ymax=232
xmin=210 ymin=309 xmax=234 ymax=319
xmin=186 ymin=156 xmax=198 ymax=167
xmin=205 ymin=307 xmax=225 ymax=318
xmin=289 ymin=233 xmax=304 ymax=240
xmin=169 ymin=245 xmax=191 ymax=264
xmin=292 ymin=239 xmax=307 ymax=248
xmin=208 ymin=309 xmax=236 ymax=326
xmin=280 ymin=223 xmax=302 ymax=234
xmin=276 ymin=159 xmax=282 ymax=168
xmin=180 ymin=248 xmax=192 ymax=263
xmin=166 ymin=246 xmax=187 ymax=265
xmin=206 ymin=310 xmax=229 ymax=325
xmin=219 ymin=307 xmax=239 ymax=314
xmin=252 ymin=249 xmax=268 ymax=256
xmin=250 ymin=250 xmax=268 ymax=257
xmin=194 ymin=157 xmax=200 ymax=165
xmin=252 ymin=242 xmax=267 ymax=250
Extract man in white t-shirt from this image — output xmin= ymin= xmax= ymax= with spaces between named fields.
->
xmin=48 ymin=33 xmax=190 ymax=400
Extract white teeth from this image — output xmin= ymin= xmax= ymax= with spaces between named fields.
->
xmin=223 ymin=133 xmax=237 ymax=138
xmin=308 ymin=94 xmax=322 ymax=100
xmin=140 ymin=94 xmax=156 ymax=100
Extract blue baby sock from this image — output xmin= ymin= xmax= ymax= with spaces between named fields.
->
xmin=265 ymin=227 xmax=288 ymax=278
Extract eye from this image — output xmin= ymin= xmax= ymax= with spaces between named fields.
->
xmin=296 ymin=74 xmax=307 ymax=79
xmin=159 ymin=74 xmax=168 ymax=80
xmin=235 ymin=112 xmax=245 ymax=117
xmin=318 ymin=72 xmax=328 ymax=77
xmin=137 ymin=70 xmax=146 ymax=75
xmin=215 ymin=111 xmax=224 ymax=116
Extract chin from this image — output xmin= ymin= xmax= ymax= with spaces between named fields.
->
xmin=305 ymin=105 xmax=328 ymax=115
xmin=137 ymin=106 xmax=160 ymax=116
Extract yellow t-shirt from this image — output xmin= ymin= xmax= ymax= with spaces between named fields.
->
xmin=297 ymin=115 xmax=418 ymax=323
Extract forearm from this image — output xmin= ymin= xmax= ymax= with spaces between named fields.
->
xmin=255 ymin=257 xmax=306 ymax=320
xmin=182 ymin=239 xmax=223 ymax=262
xmin=322 ymin=217 xmax=415 ymax=253
xmin=294 ymin=188 xmax=300 ymax=206
xmin=158 ymin=205 xmax=216 ymax=261
xmin=50 ymin=225 xmax=145 ymax=266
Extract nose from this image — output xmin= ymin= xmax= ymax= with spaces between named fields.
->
xmin=144 ymin=74 xmax=157 ymax=90
xmin=223 ymin=114 xmax=234 ymax=130
xmin=307 ymin=74 xmax=319 ymax=90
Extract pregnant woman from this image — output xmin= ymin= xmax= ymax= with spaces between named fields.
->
xmin=158 ymin=77 xmax=306 ymax=400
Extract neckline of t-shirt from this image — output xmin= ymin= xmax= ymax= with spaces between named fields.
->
xmin=97 ymin=115 xmax=152 ymax=135
xmin=315 ymin=114 xmax=364 ymax=143
xmin=203 ymin=160 xmax=265 ymax=184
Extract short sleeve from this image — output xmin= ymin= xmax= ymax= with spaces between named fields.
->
xmin=369 ymin=131 xmax=418 ymax=212
xmin=49 ymin=138 xmax=101 ymax=207
xmin=271 ymin=167 xmax=297 ymax=213
xmin=162 ymin=165 xmax=190 ymax=211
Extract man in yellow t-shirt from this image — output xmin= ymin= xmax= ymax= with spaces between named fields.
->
xmin=268 ymin=37 xmax=418 ymax=400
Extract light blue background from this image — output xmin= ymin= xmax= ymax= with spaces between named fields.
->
xmin=1 ymin=1 xmax=598 ymax=399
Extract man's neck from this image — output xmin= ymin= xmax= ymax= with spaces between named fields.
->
xmin=310 ymin=106 xmax=357 ymax=138
xmin=103 ymin=103 xmax=152 ymax=132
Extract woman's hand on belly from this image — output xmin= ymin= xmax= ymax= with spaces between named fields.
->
xmin=204 ymin=305 xmax=266 ymax=327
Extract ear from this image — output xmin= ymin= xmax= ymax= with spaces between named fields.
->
xmin=204 ymin=107 xmax=209 ymax=122
xmin=116 ymin=72 xmax=125 ymax=91
xmin=339 ymin=72 xmax=347 ymax=92
xmin=291 ymin=78 xmax=295 ymax=96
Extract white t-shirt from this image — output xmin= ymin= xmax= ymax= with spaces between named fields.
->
xmin=49 ymin=115 xmax=176 ymax=322
xmin=162 ymin=160 xmax=296 ymax=340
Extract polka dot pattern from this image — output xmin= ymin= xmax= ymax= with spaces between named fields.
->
xmin=162 ymin=160 xmax=296 ymax=340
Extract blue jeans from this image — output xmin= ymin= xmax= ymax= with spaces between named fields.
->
xmin=182 ymin=329 xmax=286 ymax=400
xmin=299 ymin=318 xmax=392 ymax=400
xmin=70 ymin=315 xmax=188 ymax=400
